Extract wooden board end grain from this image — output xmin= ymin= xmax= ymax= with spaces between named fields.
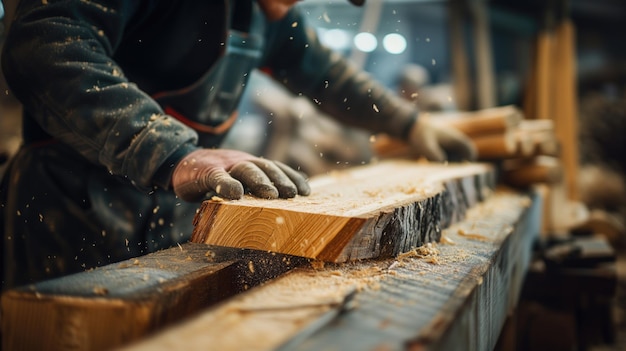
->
xmin=191 ymin=160 xmax=495 ymax=262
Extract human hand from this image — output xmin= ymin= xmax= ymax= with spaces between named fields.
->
xmin=407 ymin=118 xmax=477 ymax=162
xmin=171 ymin=149 xmax=310 ymax=201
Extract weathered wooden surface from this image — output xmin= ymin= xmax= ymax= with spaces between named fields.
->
xmin=123 ymin=189 xmax=541 ymax=351
xmin=1 ymin=245 xmax=308 ymax=351
xmin=191 ymin=160 xmax=495 ymax=262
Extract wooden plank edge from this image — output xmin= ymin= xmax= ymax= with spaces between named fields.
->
xmin=192 ymin=164 xmax=496 ymax=263
xmin=1 ymin=243 xmax=309 ymax=351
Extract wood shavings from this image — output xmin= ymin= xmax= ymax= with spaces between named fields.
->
xmin=396 ymin=242 xmax=441 ymax=264
xmin=92 ymin=286 xmax=109 ymax=296
xmin=363 ymin=189 xmax=382 ymax=197
xmin=310 ymin=260 xmax=325 ymax=270
xmin=440 ymin=235 xmax=456 ymax=245
xmin=210 ymin=196 xmax=225 ymax=202
xmin=457 ymin=229 xmax=489 ymax=241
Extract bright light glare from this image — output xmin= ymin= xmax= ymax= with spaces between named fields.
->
xmin=382 ymin=33 xmax=407 ymax=54
xmin=354 ymin=32 xmax=377 ymax=52
xmin=321 ymin=29 xmax=351 ymax=51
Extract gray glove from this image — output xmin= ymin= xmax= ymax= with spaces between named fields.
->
xmin=408 ymin=119 xmax=477 ymax=162
xmin=171 ymin=149 xmax=310 ymax=202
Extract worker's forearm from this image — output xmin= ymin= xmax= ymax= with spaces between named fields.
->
xmin=309 ymin=53 xmax=418 ymax=140
xmin=2 ymin=0 xmax=198 ymax=189
xmin=262 ymin=10 xmax=418 ymax=140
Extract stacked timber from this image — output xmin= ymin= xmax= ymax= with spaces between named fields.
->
xmin=373 ymin=105 xmax=563 ymax=189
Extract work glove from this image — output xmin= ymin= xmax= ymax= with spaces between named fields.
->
xmin=407 ymin=118 xmax=477 ymax=162
xmin=171 ymin=149 xmax=311 ymax=202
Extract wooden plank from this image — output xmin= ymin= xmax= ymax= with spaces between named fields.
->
xmin=191 ymin=160 xmax=495 ymax=262
xmin=501 ymin=156 xmax=563 ymax=188
xmin=551 ymin=16 xmax=580 ymax=201
xmin=1 ymin=244 xmax=308 ymax=351
xmin=122 ymin=189 xmax=541 ymax=351
xmin=428 ymin=105 xmax=524 ymax=137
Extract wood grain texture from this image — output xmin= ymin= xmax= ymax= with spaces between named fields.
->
xmin=191 ymin=160 xmax=495 ymax=262
xmin=124 ymin=189 xmax=541 ymax=351
xmin=1 ymin=244 xmax=308 ymax=351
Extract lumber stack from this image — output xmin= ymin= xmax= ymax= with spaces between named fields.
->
xmin=190 ymin=160 xmax=495 ymax=262
xmin=373 ymin=105 xmax=563 ymax=189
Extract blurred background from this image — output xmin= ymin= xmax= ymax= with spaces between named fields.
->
xmin=1 ymin=1 xmax=625 ymax=350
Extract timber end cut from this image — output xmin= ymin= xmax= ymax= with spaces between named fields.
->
xmin=191 ymin=160 xmax=495 ymax=262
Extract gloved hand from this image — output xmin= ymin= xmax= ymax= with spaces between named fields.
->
xmin=171 ymin=149 xmax=311 ymax=202
xmin=407 ymin=118 xmax=477 ymax=162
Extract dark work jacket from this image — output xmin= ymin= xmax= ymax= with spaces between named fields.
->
xmin=0 ymin=0 xmax=419 ymax=289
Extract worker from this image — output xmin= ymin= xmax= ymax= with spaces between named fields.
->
xmin=0 ymin=0 xmax=476 ymax=290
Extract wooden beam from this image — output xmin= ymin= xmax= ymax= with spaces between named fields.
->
xmin=448 ymin=0 xmax=472 ymax=110
xmin=371 ymin=106 xmax=526 ymax=161
xmin=501 ymin=156 xmax=563 ymax=188
xmin=428 ymin=105 xmax=524 ymax=137
xmin=471 ymin=0 xmax=497 ymax=109
xmin=1 ymin=244 xmax=308 ymax=351
xmin=191 ymin=160 xmax=495 ymax=262
xmin=123 ymin=189 xmax=541 ymax=351
xmin=551 ymin=16 xmax=579 ymax=201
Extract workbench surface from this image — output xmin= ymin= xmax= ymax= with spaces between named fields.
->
xmin=2 ymin=188 xmax=540 ymax=351
xmin=122 ymin=189 xmax=540 ymax=351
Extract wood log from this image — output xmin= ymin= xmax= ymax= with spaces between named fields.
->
xmin=471 ymin=132 xmax=518 ymax=159
xmin=191 ymin=160 xmax=495 ymax=262
xmin=428 ymin=105 xmax=523 ymax=137
xmin=123 ymin=190 xmax=541 ymax=351
xmin=518 ymin=118 xmax=560 ymax=157
xmin=371 ymin=105 xmax=525 ymax=160
xmin=1 ymin=244 xmax=308 ymax=351
xmin=373 ymin=131 xmax=520 ymax=161
xmin=514 ymin=129 xmax=536 ymax=158
xmin=501 ymin=156 xmax=563 ymax=188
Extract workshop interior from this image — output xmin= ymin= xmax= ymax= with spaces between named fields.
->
xmin=0 ymin=0 xmax=625 ymax=350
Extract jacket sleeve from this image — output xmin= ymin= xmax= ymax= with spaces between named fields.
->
xmin=262 ymin=9 xmax=418 ymax=140
xmin=1 ymin=0 xmax=198 ymax=190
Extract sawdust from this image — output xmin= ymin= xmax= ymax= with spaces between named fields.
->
xmin=204 ymin=250 xmax=216 ymax=262
xmin=92 ymin=286 xmax=109 ymax=296
xmin=440 ymin=235 xmax=456 ymax=245
xmin=309 ymin=260 xmax=325 ymax=270
xmin=457 ymin=228 xmax=489 ymax=241
xmin=210 ymin=196 xmax=225 ymax=202
xmin=397 ymin=242 xmax=441 ymax=263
